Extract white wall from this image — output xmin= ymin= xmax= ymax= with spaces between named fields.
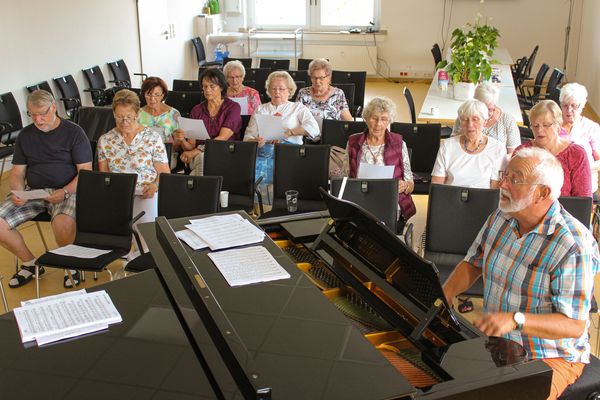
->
xmin=571 ymin=0 xmax=599 ymax=113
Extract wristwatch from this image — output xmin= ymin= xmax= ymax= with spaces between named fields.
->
xmin=513 ymin=312 xmax=526 ymax=331
xmin=62 ymin=188 xmax=70 ymax=199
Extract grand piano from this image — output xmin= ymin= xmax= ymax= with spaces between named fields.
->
xmin=141 ymin=188 xmax=552 ymax=399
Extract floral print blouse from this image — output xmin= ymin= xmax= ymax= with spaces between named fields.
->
xmin=97 ymin=127 xmax=169 ymax=189
xmin=138 ymin=106 xmax=181 ymax=142
xmin=296 ymin=86 xmax=349 ymax=122
xmin=228 ymin=86 xmax=262 ymax=115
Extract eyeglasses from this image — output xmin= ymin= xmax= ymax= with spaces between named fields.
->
xmin=228 ymin=74 xmax=244 ymax=80
xmin=460 ymin=116 xmax=483 ymax=124
xmin=269 ymin=87 xmax=289 ymax=92
xmin=114 ymin=116 xmax=136 ymax=123
xmin=311 ymin=74 xmax=329 ymax=81
xmin=368 ymin=116 xmax=390 ymax=124
xmin=27 ymin=106 xmax=52 ymax=118
xmin=499 ymin=171 xmax=538 ymax=186
xmin=561 ymin=103 xmax=580 ymax=111
xmin=202 ymin=84 xmax=220 ymax=91
xmin=146 ymin=92 xmax=164 ymax=98
xmin=530 ymin=122 xmax=556 ymax=130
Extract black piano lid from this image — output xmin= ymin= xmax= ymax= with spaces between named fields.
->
xmin=318 ymin=188 xmax=461 ymax=332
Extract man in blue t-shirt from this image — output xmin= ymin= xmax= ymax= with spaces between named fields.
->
xmin=0 ymin=90 xmax=92 ymax=288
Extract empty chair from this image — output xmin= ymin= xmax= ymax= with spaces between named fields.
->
xmin=223 ymin=57 xmax=252 ymax=69
xmin=517 ymin=63 xmax=549 ymax=108
xmin=82 ymin=65 xmax=115 ymax=106
xmin=259 ymin=58 xmax=290 ymax=70
xmin=192 ymin=37 xmax=223 ymax=68
xmin=390 ymin=122 xmax=442 ymax=194
xmin=522 ymin=45 xmax=539 ymax=84
xmin=431 ymin=43 xmax=442 ymax=68
xmin=321 ymin=119 xmax=366 ymax=149
xmin=297 ymin=58 xmax=313 ymax=71
xmin=0 ymin=92 xmax=23 ymax=176
xmin=511 ymin=56 xmax=529 ymax=87
xmin=332 ymin=70 xmax=366 ymax=118
xmin=164 ymin=91 xmax=205 ymax=118
xmin=172 ymin=79 xmax=201 ymax=92
xmin=287 ymin=69 xmax=309 ymax=83
xmin=53 ymin=75 xmax=81 ymax=119
xmin=403 ymin=87 xmax=416 ymax=124
xmin=559 ymin=196 xmax=593 ymax=227
xmin=542 ymin=68 xmax=565 ymax=101
xmin=26 ymin=81 xmax=53 ymax=96
xmin=107 ymin=59 xmax=147 ymax=89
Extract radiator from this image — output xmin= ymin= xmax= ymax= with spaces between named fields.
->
xmin=303 ymin=44 xmax=377 ymax=74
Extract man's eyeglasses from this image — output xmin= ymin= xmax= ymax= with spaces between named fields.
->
xmin=530 ymin=122 xmax=556 ymax=130
xmin=27 ymin=106 xmax=52 ymax=118
xmin=499 ymin=171 xmax=538 ymax=186
xmin=114 ymin=116 xmax=136 ymax=123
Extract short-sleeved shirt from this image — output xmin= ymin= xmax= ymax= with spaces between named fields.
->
xmin=514 ymin=141 xmax=592 ymax=197
xmin=465 ymin=201 xmax=600 ymax=362
xmin=431 ymin=135 xmax=507 ymax=188
xmin=451 ymin=110 xmax=521 ymax=151
xmin=296 ymin=86 xmax=349 ymax=123
xmin=97 ymin=127 xmax=169 ymax=189
xmin=189 ymin=97 xmax=242 ymax=142
xmin=13 ymin=119 xmax=92 ymax=189
xmin=138 ymin=106 xmax=181 ymax=142
xmin=228 ymin=86 xmax=262 ymax=115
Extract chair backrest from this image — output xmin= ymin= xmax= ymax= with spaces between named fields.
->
xmin=240 ymin=115 xmax=251 ymax=139
xmin=223 ymin=57 xmax=253 ymax=69
xmin=512 ymin=56 xmax=529 ymax=86
xmin=530 ymin=63 xmax=549 ymax=97
xmin=158 ymin=174 xmax=222 ymax=218
xmin=243 ymin=79 xmax=256 ymax=89
xmin=297 ymin=58 xmax=313 ymax=71
xmin=53 ymin=75 xmax=81 ymax=118
xmin=107 ymin=59 xmax=131 ymax=87
xmin=272 ymin=144 xmax=330 ymax=211
xmin=246 ymin=68 xmax=271 ymax=96
xmin=559 ymin=196 xmax=592 ymax=227
xmin=191 ymin=37 xmax=207 ymax=64
xmin=331 ymin=178 xmax=399 ymax=231
xmin=259 ymin=58 xmax=290 ymax=70
xmin=431 ymin=43 xmax=442 ymax=67
xmin=75 ymin=170 xmax=138 ymax=250
xmin=546 ymin=68 xmax=565 ymax=97
xmin=74 ymin=106 xmax=116 ymax=142
xmin=321 ymin=119 xmax=366 ymax=149
xmin=82 ymin=65 xmax=107 ymax=90
xmin=287 ymin=69 xmax=309 ymax=83
xmin=523 ymin=45 xmax=539 ymax=80
xmin=332 ymin=70 xmax=367 ymax=116
xmin=165 ymin=91 xmax=205 ymax=118
xmin=403 ymin=87 xmax=416 ymax=124
xmin=173 ymin=79 xmax=201 ymax=92
xmin=26 ymin=81 xmax=54 ymax=96
xmin=0 ymin=92 xmax=23 ymax=144
xmin=334 ymin=83 xmax=355 ymax=112
xmin=203 ymin=140 xmax=257 ymax=211
xmin=390 ymin=122 xmax=441 ymax=174
xmin=290 ymin=81 xmax=305 ymax=101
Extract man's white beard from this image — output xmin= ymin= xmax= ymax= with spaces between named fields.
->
xmin=499 ymin=188 xmax=534 ymax=213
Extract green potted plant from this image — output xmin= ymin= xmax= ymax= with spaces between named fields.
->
xmin=437 ymin=16 xmax=500 ymax=100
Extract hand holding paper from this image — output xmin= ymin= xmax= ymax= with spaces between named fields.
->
xmin=177 ymin=116 xmax=210 ymax=140
xmin=255 ymin=114 xmax=286 ymax=141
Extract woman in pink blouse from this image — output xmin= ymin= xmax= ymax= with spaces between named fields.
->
xmin=223 ymin=60 xmax=262 ymax=115
xmin=513 ymin=100 xmax=591 ymax=198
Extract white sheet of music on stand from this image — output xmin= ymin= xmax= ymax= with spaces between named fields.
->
xmin=207 ymin=246 xmax=290 ymax=287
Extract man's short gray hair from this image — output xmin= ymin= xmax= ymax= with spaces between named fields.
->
xmin=457 ymin=99 xmax=489 ymax=120
xmin=362 ymin=96 xmax=396 ymax=122
xmin=27 ymin=90 xmax=55 ymax=108
xmin=559 ymin=82 xmax=588 ymax=108
xmin=474 ymin=81 xmax=499 ymax=105
xmin=265 ymin=71 xmax=297 ymax=100
xmin=223 ymin=60 xmax=246 ymax=80
xmin=512 ymin=146 xmax=564 ymax=200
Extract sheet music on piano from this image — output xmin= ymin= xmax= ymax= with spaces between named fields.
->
xmin=187 ymin=214 xmax=265 ymax=250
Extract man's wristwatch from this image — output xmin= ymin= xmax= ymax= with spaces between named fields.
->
xmin=513 ymin=312 xmax=526 ymax=331
xmin=62 ymin=188 xmax=70 ymax=199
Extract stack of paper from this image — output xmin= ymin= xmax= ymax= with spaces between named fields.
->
xmin=13 ymin=290 xmax=122 ymax=346
xmin=185 ymin=214 xmax=265 ymax=250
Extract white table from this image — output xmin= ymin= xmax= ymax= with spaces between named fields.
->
xmin=417 ymin=64 xmax=524 ymax=126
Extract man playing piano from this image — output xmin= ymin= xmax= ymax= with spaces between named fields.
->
xmin=443 ymin=146 xmax=600 ymax=400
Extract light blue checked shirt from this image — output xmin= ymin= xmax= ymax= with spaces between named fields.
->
xmin=465 ymin=200 xmax=600 ymax=362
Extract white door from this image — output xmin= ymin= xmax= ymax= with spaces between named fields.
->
xmin=137 ymin=0 xmax=174 ymax=85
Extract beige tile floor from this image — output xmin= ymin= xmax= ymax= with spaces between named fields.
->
xmin=0 ymin=80 xmax=598 ymax=356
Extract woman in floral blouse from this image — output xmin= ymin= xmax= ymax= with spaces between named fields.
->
xmin=97 ymin=89 xmax=170 ymax=247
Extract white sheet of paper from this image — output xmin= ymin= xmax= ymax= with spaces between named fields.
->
xmin=207 ymin=246 xmax=290 ymax=287
xmin=13 ymin=290 xmax=122 ymax=344
xmin=187 ymin=214 xmax=264 ymax=251
xmin=177 ymin=228 xmax=209 ymax=250
xmin=21 ymin=289 xmax=87 ymax=307
xmin=11 ymin=189 xmax=49 ymax=200
xmin=49 ymin=244 xmax=112 ymax=259
xmin=255 ymin=114 xmax=286 ymax=141
xmin=357 ymin=163 xmax=395 ymax=179
xmin=177 ymin=116 xmax=210 ymax=140
xmin=230 ymin=97 xmax=249 ymax=115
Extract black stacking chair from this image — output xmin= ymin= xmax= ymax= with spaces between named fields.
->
xmin=297 ymin=58 xmax=314 ymax=71
xmin=558 ymin=355 xmax=600 ymax=400
xmin=522 ymin=45 xmax=539 ymax=85
xmin=260 ymin=144 xmax=330 ymax=218
xmin=332 ymin=70 xmax=366 ymax=118
xmin=35 ymin=170 xmax=142 ymax=298
xmin=559 ymin=196 xmax=593 ymax=227
xmin=403 ymin=87 xmax=417 ymax=124
xmin=331 ymin=178 xmax=399 ymax=232
xmin=321 ymin=120 xmax=366 ymax=149
xmin=259 ymin=58 xmax=290 ymax=70
xmin=390 ymin=122 xmax=441 ymax=195
xmin=288 ymin=70 xmax=309 ymax=83
xmin=107 ymin=59 xmax=147 ymax=89
xmin=26 ymin=81 xmax=54 ymax=96
xmin=422 ymin=184 xmax=500 ymax=309
xmin=223 ymin=57 xmax=253 ymax=69
xmin=431 ymin=43 xmax=442 ymax=68
xmin=192 ymin=37 xmax=222 ymax=68
xmin=74 ymin=106 xmax=116 ymax=143
xmin=125 ymin=174 xmax=222 ymax=273
xmin=0 ymin=92 xmax=22 ymax=177
xmin=165 ymin=91 xmax=205 ymax=118
xmin=172 ymin=79 xmax=201 ymax=92
xmin=541 ymin=68 xmax=565 ymax=101
xmin=511 ymin=56 xmax=529 ymax=87
xmin=291 ymin=81 xmax=305 ymax=102
xmin=53 ymin=75 xmax=81 ymax=120
xmin=517 ymin=63 xmax=549 ymax=107
xmin=239 ymin=115 xmax=251 ymax=140
xmin=82 ymin=65 xmax=117 ymax=106
xmin=243 ymin=79 xmax=256 ymax=89
xmin=204 ymin=140 xmax=260 ymax=213
xmin=335 ymin=83 xmax=356 ymax=114
xmin=246 ymin=68 xmax=271 ymax=98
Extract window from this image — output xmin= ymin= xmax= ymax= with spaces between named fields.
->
xmin=249 ymin=0 xmax=378 ymax=31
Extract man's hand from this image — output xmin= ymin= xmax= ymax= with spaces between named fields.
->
xmin=11 ymin=194 xmax=26 ymax=206
xmin=44 ymin=189 xmax=65 ymax=204
xmin=474 ymin=312 xmax=516 ymax=336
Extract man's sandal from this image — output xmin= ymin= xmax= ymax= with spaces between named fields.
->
xmin=63 ymin=270 xmax=81 ymax=289
xmin=9 ymin=266 xmax=45 ymax=288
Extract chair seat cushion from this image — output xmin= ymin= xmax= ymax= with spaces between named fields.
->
xmin=124 ymin=252 xmax=156 ymax=272
xmin=559 ymin=355 xmax=600 ymax=400
xmin=37 ymin=247 xmax=128 ymax=271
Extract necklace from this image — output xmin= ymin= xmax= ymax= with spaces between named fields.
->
xmin=462 ymin=136 xmax=484 ymax=154
xmin=366 ymin=142 xmax=384 ymax=162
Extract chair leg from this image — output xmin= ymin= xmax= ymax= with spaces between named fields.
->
xmin=0 ymin=276 xmax=9 ymax=313
xmin=35 ymin=265 xmax=40 ymax=299
xmin=35 ymin=221 xmax=49 ymax=251
xmin=106 ymin=269 xmax=113 ymax=281
xmin=65 ymin=270 xmax=77 ymax=289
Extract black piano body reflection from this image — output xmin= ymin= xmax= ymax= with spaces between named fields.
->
xmin=145 ymin=189 xmax=553 ymax=399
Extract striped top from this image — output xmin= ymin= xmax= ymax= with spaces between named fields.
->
xmin=465 ymin=201 xmax=600 ymax=362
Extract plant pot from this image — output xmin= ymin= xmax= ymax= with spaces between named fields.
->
xmin=453 ymin=82 xmax=475 ymax=101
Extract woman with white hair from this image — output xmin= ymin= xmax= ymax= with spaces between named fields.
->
xmin=296 ymin=58 xmax=353 ymax=125
xmin=244 ymin=71 xmax=319 ymax=184
xmin=432 ymin=99 xmax=506 ymax=188
xmin=223 ymin=60 xmax=261 ymax=115
xmin=514 ymin=100 xmax=591 ymax=197
xmin=451 ymin=81 xmax=520 ymax=153
xmin=559 ymin=82 xmax=600 ymax=200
